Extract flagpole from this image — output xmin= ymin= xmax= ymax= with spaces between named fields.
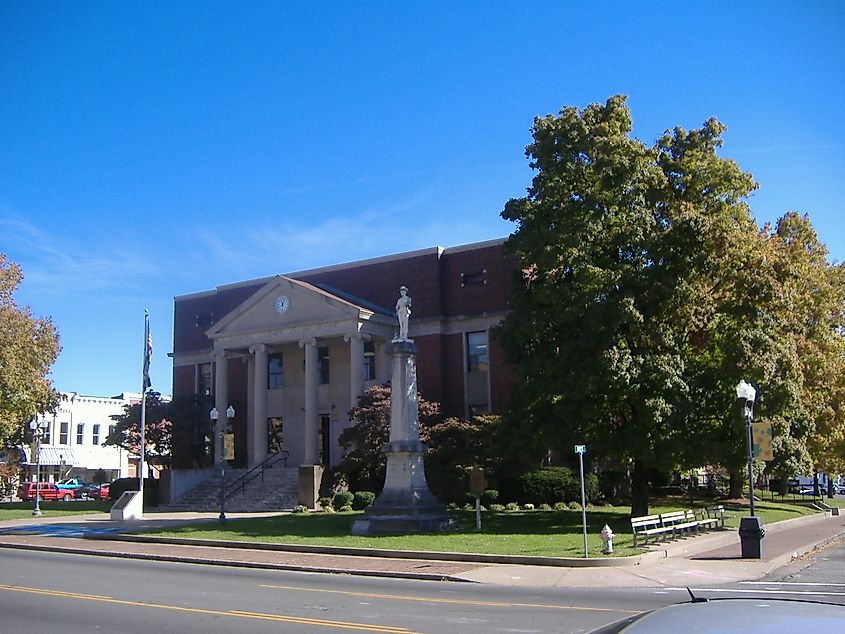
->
xmin=138 ymin=310 xmax=150 ymax=516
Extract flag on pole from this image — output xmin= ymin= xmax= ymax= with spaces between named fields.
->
xmin=143 ymin=311 xmax=153 ymax=391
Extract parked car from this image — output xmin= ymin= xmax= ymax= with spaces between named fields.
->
xmin=17 ymin=482 xmax=73 ymax=502
xmin=57 ymin=477 xmax=87 ymax=490
xmin=73 ymin=483 xmax=110 ymax=501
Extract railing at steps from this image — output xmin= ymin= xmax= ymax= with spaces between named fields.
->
xmin=224 ymin=450 xmax=290 ymax=500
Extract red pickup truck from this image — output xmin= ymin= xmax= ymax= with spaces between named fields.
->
xmin=17 ymin=482 xmax=72 ymax=502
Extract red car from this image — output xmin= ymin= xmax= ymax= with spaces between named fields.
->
xmin=17 ymin=482 xmax=73 ymax=502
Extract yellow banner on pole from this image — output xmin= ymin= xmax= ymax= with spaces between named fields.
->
xmin=752 ymin=422 xmax=774 ymax=461
xmin=223 ymin=433 xmax=235 ymax=461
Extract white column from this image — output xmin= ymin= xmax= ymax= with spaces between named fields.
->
xmin=300 ymin=338 xmax=319 ymax=464
xmin=345 ymin=333 xmax=365 ymax=412
xmin=213 ymin=349 xmax=228 ymax=464
xmin=250 ymin=343 xmax=268 ymax=467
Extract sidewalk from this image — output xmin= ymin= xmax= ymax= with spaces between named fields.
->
xmin=0 ymin=510 xmax=843 ymax=588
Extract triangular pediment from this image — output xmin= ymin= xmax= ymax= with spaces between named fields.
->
xmin=206 ymin=276 xmax=392 ymax=346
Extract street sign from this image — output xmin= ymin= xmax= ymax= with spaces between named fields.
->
xmin=574 ymin=445 xmax=586 ymax=454
xmin=469 ymin=467 xmax=487 ymax=496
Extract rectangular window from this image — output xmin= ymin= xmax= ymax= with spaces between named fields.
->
xmin=466 ymin=331 xmax=489 ymax=373
xmin=268 ymin=353 xmax=283 ymax=389
xmin=363 ymin=341 xmax=376 ymax=381
xmin=318 ymin=346 xmax=330 ymax=384
xmin=43 ymin=425 xmax=51 ymax=445
xmin=267 ymin=417 xmax=283 ymax=454
xmin=76 ymin=423 xmax=84 ymax=445
xmin=319 ymin=415 xmax=331 ymax=466
xmin=92 ymin=424 xmax=100 ymax=445
xmin=198 ymin=363 xmax=213 ymax=397
xmin=461 ymin=270 xmax=486 ymax=286
xmin=59 ymin=422 xmax=69 ymax=445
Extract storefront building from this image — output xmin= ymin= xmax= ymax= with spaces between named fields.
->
xmin=171 ymin=238 xmax=515 ymax=470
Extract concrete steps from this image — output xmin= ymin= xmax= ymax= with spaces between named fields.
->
xmin=165 ymin=466 xmax=299 ymax=513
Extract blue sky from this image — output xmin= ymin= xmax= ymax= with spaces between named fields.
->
xmin=2 ymin=2 xmax=843 ymax=398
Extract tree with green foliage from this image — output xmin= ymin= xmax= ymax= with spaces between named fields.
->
xmin=335 ymin=383 xmax=440 ymax=492
xmin=105 ymin=392 xmax=172 ymax=468
xmin=499 ymin=95 xmax=759 ymax=516
xmin=0 ymin=254 xmax=61 ymax=443
xmin=421 ymin=414 xmax=509 ymax=502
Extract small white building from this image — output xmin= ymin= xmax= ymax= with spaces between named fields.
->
xmin=22 ymin=392 xmax=142 ymax=483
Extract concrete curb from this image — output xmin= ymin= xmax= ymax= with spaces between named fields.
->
xmin=86 ymin=533 xmax=648 ymax=568
xmin=0 ymin=540 xmax=472 ymax=583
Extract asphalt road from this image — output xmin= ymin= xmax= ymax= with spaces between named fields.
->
xmin=4 ymin=539 xmax=845 ymax=633
xmin=0 ymin=548 xmax=677 ymax=634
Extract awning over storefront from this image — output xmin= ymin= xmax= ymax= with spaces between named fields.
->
xmin=18 ymin=447 xmax=79 ymax=466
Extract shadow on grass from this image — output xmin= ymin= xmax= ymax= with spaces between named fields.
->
xmin=146 ymin=508 xmax=635 ymax=540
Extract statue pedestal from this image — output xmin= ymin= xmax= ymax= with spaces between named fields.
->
xmin=351 ymin=342 xmax=456 ymax=535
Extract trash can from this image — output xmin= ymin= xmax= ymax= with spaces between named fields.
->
xmin=738 ymin=516 xmax=765 ymax=559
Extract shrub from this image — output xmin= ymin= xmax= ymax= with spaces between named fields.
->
xmin=109 ymin=477 xmax=159 ymax=507
xmin=293 ymin=505 xmax=309 ymax=514
xmin=332 ymin=491 xmax=354 ymax=509
xmin=539 ymin=503 xmax=552 ymax=511
xmin=514 ymin=467 xmax=598 ymax=505
xmin=522 ymin=503 xmax=535 ymax=510
xmin=553 ymin=501 xmax=568 ymax=510
xmin=338 ymin=505 xmax=353 ymax=513
xmin=505 ymin=502 xmax=519 ymax=511
xmin=447 ymin=502 xmax=461 ymax=510
xmin=568 ymin=501 xmax=581 ymax=511
xmin=489 ymin=503 xmax=506 ymax=512
xmin=318 ymin=497 xmax=334 ymax=512
xmin=352 ymin=491 xmax=376 ymax=510
xmin=480 ymin=489 xmax=499 ymax=507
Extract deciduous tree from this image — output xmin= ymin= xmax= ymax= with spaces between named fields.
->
xmin=0 ymin=254 xmax=60 ymax=442
xmin=500 ymin=96 xmax=758 ymax=516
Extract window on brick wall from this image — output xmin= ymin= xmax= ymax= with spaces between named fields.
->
xmin=268 ymin=353 xmax=283 ymax=389
xmin=198 ymin=363 xmax=213 ymax=396
xmin=461 ymin=270 xmax=486 ymax=287
xmin=466 ymin=331 xmax=489 ymax=373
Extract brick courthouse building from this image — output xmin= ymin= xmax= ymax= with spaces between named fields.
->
xmin=171 ymin=238 xmax=515 ymax=472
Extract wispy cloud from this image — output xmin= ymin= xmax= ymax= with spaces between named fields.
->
xmin=0 ymin=209 xmax=161 ymax=296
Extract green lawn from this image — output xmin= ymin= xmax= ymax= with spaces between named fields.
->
xmin=141 ymin=500 xmax=817 ymax=558
xmin=0 ymin=500 xmax=111 ymax=520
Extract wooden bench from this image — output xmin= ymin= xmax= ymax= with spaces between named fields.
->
xmin=632 ymin=506 xmax=726 ymax=547
xmin=631 ymin=514 xmax=675 ymax=547
xmin=704 ymin=504 xmax=725 ymax=528
xmin=660 ymin=509 xmax=702 ymax=538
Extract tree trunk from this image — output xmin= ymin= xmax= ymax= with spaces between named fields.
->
xmin=728 ymin=469 xmax=744 ymax=499
xmin=630 ymin=458 xmax=650 ymax=517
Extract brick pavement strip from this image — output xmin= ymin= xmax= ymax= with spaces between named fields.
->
xmin=0 ymin=534 xmax=481 ymax=581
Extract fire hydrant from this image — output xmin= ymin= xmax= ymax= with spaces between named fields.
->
xmin=600 ymin=524 xmax=615 ymax=554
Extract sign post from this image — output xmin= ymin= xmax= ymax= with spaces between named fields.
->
xmin=469 ymin=467 xmax=487 ymax=531
xmin=575 ymin=445 xmax=588 ymax=558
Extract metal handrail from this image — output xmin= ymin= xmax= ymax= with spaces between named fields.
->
xmin=224 ymin=450 xmax=289 ymax=500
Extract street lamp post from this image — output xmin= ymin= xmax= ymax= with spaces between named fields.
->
xmin=736 ymin=379 xmax=757 ymax=516
xmin=29 ymin=417 xmax=48 ymax=517
xmin=209 ymin=406 xmax=235 ymax=524
xmin=736 ymin=379 xmax=764 ymax=558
